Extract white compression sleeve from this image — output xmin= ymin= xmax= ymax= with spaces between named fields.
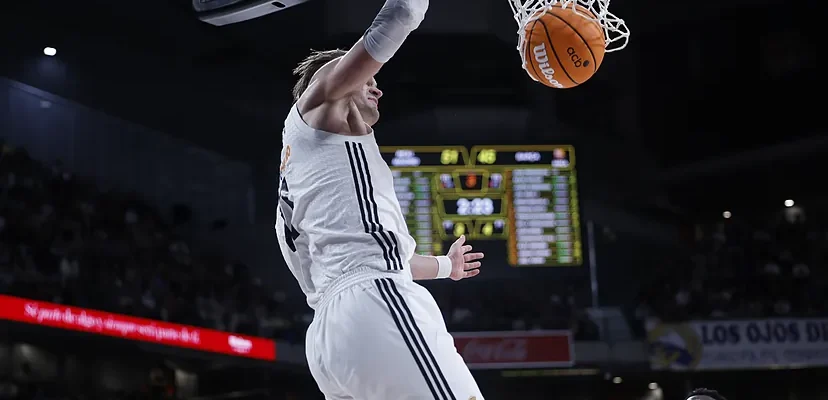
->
xmin=362 ymin=0 xmax=428 ymax=63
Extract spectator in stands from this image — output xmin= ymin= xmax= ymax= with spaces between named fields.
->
xmin=634 ymin=206 xmax=827 ymax=325
xmin=0 ymin=142 xmax=300 ymax=342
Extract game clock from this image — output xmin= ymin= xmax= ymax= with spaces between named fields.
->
xmin=382 ymin=145 xmax=582 ymax=267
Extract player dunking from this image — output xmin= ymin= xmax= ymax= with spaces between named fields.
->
xmin=275 ymin=0 xmax=485 ymax=398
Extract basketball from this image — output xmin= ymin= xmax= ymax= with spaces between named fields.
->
xmin=522 ymin=5 xmax=606 ymax=88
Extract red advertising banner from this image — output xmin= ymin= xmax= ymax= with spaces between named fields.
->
xmin=453 ymin=330 xmax=574 ymax=369
xmin=0 ymin=295 xmax=276 ymax=361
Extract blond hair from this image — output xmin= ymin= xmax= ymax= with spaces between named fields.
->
xmin=292 ymin=49 xmax=348 ymax=102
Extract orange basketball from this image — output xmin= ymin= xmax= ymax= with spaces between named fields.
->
xmin=522 ymin=5 xmax=606 ymax=89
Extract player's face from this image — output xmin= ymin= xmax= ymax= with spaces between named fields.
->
xmin=354 ymin=77 xmax=382 ymax=126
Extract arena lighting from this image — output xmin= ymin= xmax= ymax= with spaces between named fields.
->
xmin=723 ymin=211 xmax=732 ymax=219
xmin=784 ymin=199 xmax=795 ymax=207
xmin=649 ymin=382 xmax=659 ymax=390
xmin=612 ymin=376 xmax=623 ymax=384
xmin=43 ymin=47 xmax=57 ymax=56
xmin=0 ymin=295 xmax=276 ymax=361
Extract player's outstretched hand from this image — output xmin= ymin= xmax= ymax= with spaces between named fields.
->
xmin=447 ymin=235 xmax=483 ymax=281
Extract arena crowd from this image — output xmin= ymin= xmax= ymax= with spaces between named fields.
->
xmin=0 ymin=142 xmax=303 ymax=342
xmin=0 ymin=141 xmax=599 ymax=344
xmin=633 ymin=204 xmax=828 ymax=328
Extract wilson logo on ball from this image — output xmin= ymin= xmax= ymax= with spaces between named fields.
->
xmin=531 ymin=44 xmax=564 ymax=88
xmin=566 ymin=47 xmax=590 ymax=68
xmin=521 ymin=4 xmax=606 ymax=88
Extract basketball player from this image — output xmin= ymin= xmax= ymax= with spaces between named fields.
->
xmin=275 ymin=0 xmax=485 ymax=398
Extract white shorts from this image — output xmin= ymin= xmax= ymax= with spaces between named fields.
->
xmin=306 ymin=270 xmax=484 ymax=400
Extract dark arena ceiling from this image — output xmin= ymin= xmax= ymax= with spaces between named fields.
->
xmin=0 ymin=0 xmax=823 ymax=211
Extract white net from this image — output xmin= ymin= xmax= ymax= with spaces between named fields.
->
xmin=509 ymin=0 xmax=630 ymax=69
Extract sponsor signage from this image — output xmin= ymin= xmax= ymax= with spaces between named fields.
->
xmin=453 ymin=330 xmax=574 ymax=369
xmin=647 ymin=318 xmax=828 ymax=370
xmin=0 ymin=295 xmax=276 ymax=361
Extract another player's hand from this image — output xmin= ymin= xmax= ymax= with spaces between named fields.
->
xmin=446 ymin=235 xmax=483 ymax=281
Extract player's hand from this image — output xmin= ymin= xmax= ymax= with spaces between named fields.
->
xmin=446 ymin=235 xmax=483 ymax=281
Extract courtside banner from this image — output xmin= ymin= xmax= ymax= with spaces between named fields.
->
xmin=453 ymin=330 xmax=574 ymax=369
xmin=0 ymin=295 xmax=276 ymax=361
xmin=647 ymin=318 xmax=828 ymax=371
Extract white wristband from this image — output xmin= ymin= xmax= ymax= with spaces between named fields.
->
xmin=435 ymin=256 xmax=452 ymax=279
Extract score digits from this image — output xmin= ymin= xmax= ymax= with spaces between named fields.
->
xmin=440 ymin=149 xmax=460 ymax=165
xmin=476 ymin=149 xmax=497 ymax=165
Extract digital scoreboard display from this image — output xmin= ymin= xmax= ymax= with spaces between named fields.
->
xmin=381 ymin=145 xmax=583 ymax=267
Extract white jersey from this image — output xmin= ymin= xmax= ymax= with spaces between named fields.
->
xmin=276 ymin=104 xmax=415 ymax=309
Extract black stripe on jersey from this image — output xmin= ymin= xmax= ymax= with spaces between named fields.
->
xmin=351 ymin=142 xmax=399 ymax=270
xmin=387 ymin=231 xmax=405 ymax=270
xmin=354 ymin=143 xmax=404 ymax=270
xmin=345 ymin=142 xmax=395 ymax=270
xmin=375 ymin=278 xmax=454 ymax=400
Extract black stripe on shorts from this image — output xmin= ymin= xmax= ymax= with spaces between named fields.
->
xmin=375 ymin=278 xmax=456 ymax=400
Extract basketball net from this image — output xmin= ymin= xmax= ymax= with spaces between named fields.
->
xmin=509 ymin=0 xmax=630 ymax=68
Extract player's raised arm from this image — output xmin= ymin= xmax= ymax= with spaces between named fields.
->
xmin=302 ymin=0 xmax=427 ymax=105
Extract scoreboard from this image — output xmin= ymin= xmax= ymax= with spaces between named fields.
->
xmin=381 ymin=145 xmax=583 ymax=267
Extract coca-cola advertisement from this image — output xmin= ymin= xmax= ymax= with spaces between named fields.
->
xmin=453 ymin=330 xmax=574 ymax=369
